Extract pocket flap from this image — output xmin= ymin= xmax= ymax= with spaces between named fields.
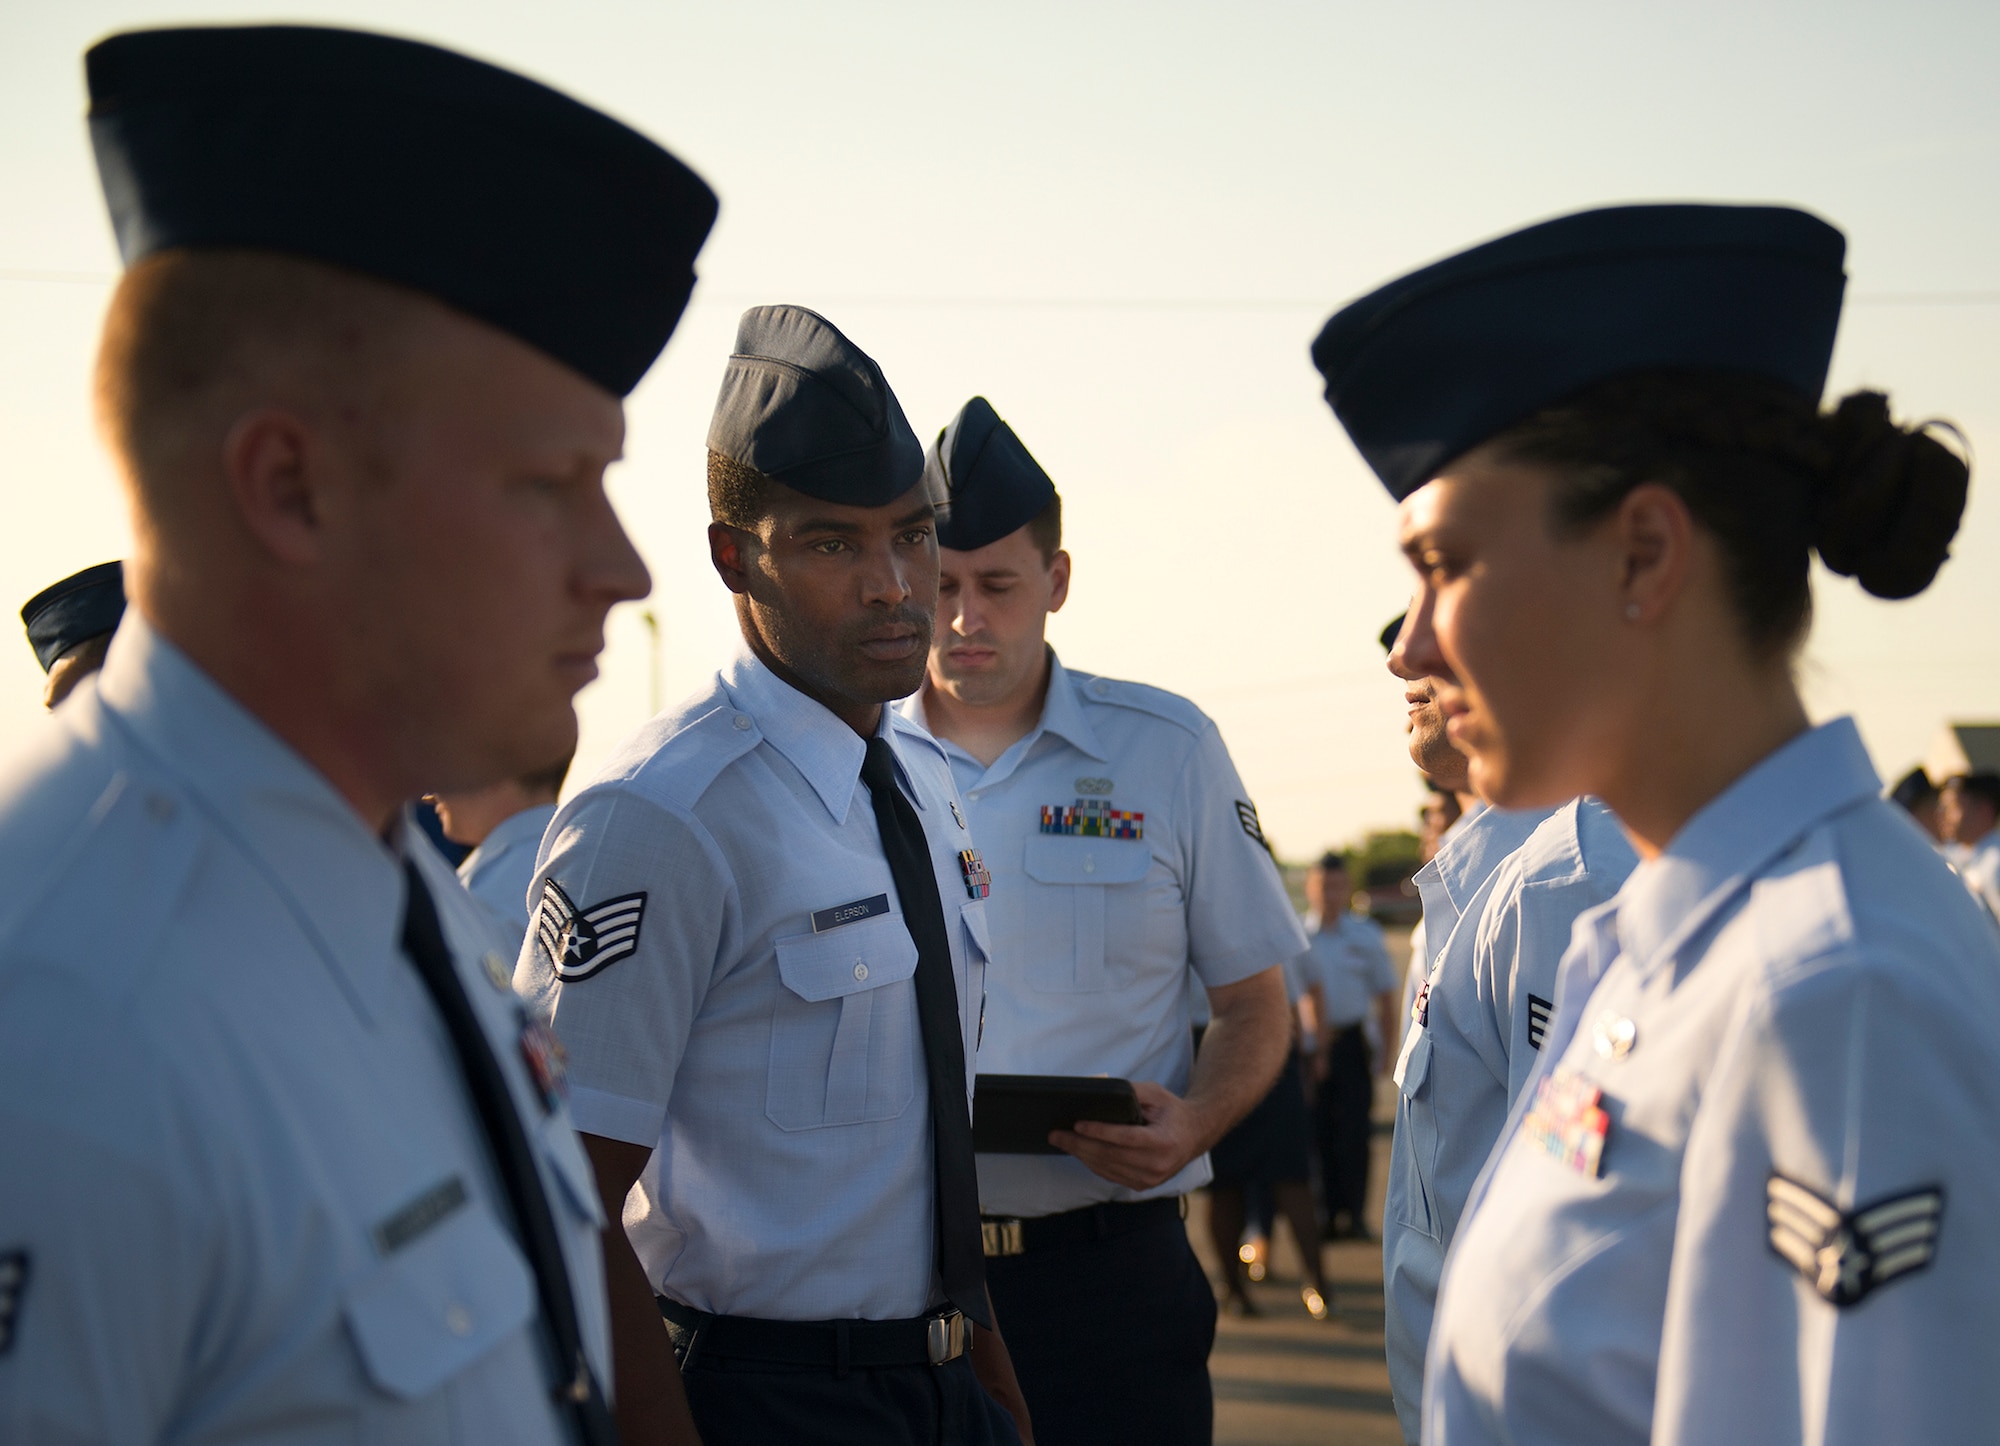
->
xmin=1395 ymin=1025 xmax=1433 ymax=1097
xmin=344 ymin=1203 xmax=535 ymax=1399
xmin=1023 ymin=836 xmax=1151 ymax=886
xmin=775 ymin=912 xmax=919 ymax=1002
xmin=960 ymin=899 xmax=993 ymax=963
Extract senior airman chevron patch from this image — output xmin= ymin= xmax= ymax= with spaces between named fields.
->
xmin=536 ymin=878 xmax=647 ymax=983
xmin=1766 ymin=1172 xmax=1943 ymax=1307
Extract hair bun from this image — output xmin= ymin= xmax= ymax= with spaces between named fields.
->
xmin=1814 ymin=390 xmax=1969 ymax=599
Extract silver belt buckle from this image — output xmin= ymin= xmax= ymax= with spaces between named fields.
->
xmin=926 ymin=1310 xmax=968 ymax=1365
xmin=981 ymin=1219 xmax=1025 ymax=1257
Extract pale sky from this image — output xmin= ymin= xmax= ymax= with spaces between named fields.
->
xmin=4 ymin=0 xmax=1997 ymax=856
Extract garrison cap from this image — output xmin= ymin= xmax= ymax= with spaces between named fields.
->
xmin=22 ymin=562 xmax=125 ymax=673
xmin=707 ymin=306 xmax=924 ymax=507
xmin=1888 ymin=766 xmax=1937 ymax=810
xmin=926 ymin=397 xmax=1057 ymax=551
xmin=1380 ymin=613 xmax=1406 ymax=654
xmin=1312 ymin=204 xmax=1848 ymax=500
xmin=85 ymin=25 xmax=718 ymax=398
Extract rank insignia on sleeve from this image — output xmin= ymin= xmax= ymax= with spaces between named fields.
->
xmin=959 ymin=848 xmax=992 ymax=899
xmin=1521 ymin=1067 xmax=1610 ymax=1178
xmin=1766 ymin=1172 xmax=1943 ymax=1307
xmin=0 ymin=1250 xmax=27 ymax=1356
xmin=1235 ymin=800 xmax=1270 ymax=854
xmin=1526 ymin=994 xmax=1553 ymax=1050
xmin=535 ymin=878 xmax=646 ymax=983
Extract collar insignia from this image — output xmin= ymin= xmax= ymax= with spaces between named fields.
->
xmin=535 ymin=878 xmax=647 ymax=983
xmin=1767 ymin=1173 xmax=1943 ymax=1307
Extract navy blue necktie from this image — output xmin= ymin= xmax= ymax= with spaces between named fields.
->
xmin=858 ymin=737 xmax=991 ymax=1328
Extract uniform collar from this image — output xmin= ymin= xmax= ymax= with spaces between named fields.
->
xmin=909 ymin=649 xmax=1110 ymax=789
xmin=723 ymin=648 xmax=913 ymax=826
xmin=92 ymin=612 xmax=406 ymax=1021
xmin=1414 ymin=802 xmax=1551 ymax=944
xmin=461 ymin=801 xmax=557 ymax=874
xmin=1612 ymin=717 xmax=1880 ymax=979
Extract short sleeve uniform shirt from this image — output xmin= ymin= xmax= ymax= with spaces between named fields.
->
xmin=1297 ymin=911 xmax=1397 ymax=1028
xmin=516 ymin=651 xmax=988 ymax=1322
xmin=0 ymin=616 xmax=609 ymax=1445
xmin=1383 ymin=798 xmax=1635 ymax=1442
xmin=900 ymin=653 xmax=1308 ymax=1218
xmin=1426 ymin=720 xmax=2000 ymax=1445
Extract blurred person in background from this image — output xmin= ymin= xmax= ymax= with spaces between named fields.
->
xmin=1941 ymin=772 xmax=2000 ymax=920
xmin=1317 ymin=200 xmax=1996 ymax=1445
xmin=1887 ymin=765 xmax=1943 ymax=844
xmin=20 ymin=561 xmax=124 ymax=709
xmin=1295 ymin=850 xmax=1398 ymax=1243
xmin=433 ymin=750 xmax=571 ymax=937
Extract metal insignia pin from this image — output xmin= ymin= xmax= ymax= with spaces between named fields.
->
xmin=1593 ymin=1011 xmax=1637 ymax=1060
xmin=950 ymin=800 xmax=965 ymax=829
xmin=482 ymin=951 xmax=514 ymax=992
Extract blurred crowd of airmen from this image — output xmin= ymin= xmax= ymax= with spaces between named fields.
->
xmin=2 ymin=21 xmax=1998 ymax=1446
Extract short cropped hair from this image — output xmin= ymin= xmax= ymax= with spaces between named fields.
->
xmin=1314 ymin=849 xmax=1348 ymax=874
xmin=1025 ymin=491 xmax=1062 ymax=563
xmin=707 ymin=448 xmax=776 ymax=529
xmin=95 ymin=249 xmax=413 ymax=521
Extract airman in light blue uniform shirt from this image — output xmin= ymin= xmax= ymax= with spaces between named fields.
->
xmin=902 ymin=653 xmax=1307 ymax=1216
xmin=517 ymin=649 xmax=989 ymax=1320
xmin=461 ymin=801 xmax=559 ymax=930
xmin=0 ymin=616 xmax=610 ymax=1442
xmin=1426 ymin=721 xmax=2000 ymax=1444
xmin=1383 ymin=797 xmax=1635 ymax=1441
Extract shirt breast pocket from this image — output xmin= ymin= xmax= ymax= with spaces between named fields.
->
xmin=1391 ymin=1027 xmax=1441 ymax=1238
xmin=768 ymin=913 xmax=920 ymax=1130
xmin=1021 ymin=836 xmax=1152 ymax=993
xmin=343 ymin=1200 xmax=536 ymax=1400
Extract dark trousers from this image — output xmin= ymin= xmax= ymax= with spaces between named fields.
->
xmin=679 ymin=1349 xmax=1020 ymax=1446
xmin=1315 ymin=1024 xmax=1374 ymax=1223
xmin=985 ymin=1206 xmax=1218 ymax=1446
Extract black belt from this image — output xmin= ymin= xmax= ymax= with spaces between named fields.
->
xmin=657 ymin=1295 xmax=970 ymax=1372
xmin=981 ymin=1196 xmax=1183 ymax=1257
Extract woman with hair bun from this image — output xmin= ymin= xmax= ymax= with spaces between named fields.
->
xmin=1312 ymin=204 xmax=1997 ymax=1445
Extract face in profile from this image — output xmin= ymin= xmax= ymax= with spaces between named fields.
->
xmin=930 ymin=526 xmax=1069 ymax=707
xmin=347 ymin=306 xmax=650 ymax=792
xmin=717 ymin=481 xmax=940 ymax=712
xmin=1395 ymin=449 xmax=1632 ymax=809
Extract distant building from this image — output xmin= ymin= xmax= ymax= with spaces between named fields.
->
xmin=1926 ymin=722 xmax=2000 ymax=780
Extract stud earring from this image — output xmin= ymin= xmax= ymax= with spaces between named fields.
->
xmin=1625 ymin=603 xmax=1642 ymax=621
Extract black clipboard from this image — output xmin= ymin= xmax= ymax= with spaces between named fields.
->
xmin=972 ymin=1073 xmax=1144 ymax=1154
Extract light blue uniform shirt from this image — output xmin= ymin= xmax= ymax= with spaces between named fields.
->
xmin=517 ymin=651 xmax=988 ymax=1321
xmin=1954 ymin=830 xmax=2000 ymax=924
xmin=1297 ymin=910 xmax=1397 ymax=1028
xmin=1426 ymin=719 xmax=2000 ymax=1445
xmin=1384 ymin=798 xmax=1635 ymax=1442
xmin=901 ymin=653 xmax=1307 ymax=1218
xmin=460 ymin=801 xmax=558 ymax=936
xmin=0 ymin=615 xmax=610 ymax=1445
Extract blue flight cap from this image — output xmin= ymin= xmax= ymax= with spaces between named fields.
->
xmin=707 ymin=306 xmax=924 ymax=507
xmin=1312 ymin=204 xmax=1848 ymax=500
xmin=86 ymin=25 xmax=718 ymax=398
xmin=22 ymin=562 xmax=125 ymax=672
xmin=926 ymin=397 xmax=1057 ymax=552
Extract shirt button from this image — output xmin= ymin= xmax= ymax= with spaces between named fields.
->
xmin=732 ymin=715 xmax=752 ymax=730
xmin=1091 ymin=680 xmax=1110 ymax=696
xmin=854 ymin=961 xmax=869 ymax=981
xmin=445 ymin=1303 xmax=473 ymax=1336
xmin=968 ymin=791 xmax=982 ymax=802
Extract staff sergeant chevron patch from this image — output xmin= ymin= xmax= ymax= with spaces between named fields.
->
xmin=1766 ymin=1172 xmax=1943 ymax=1307
xmin=536 ymin=878 xmax=647 ymax=983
